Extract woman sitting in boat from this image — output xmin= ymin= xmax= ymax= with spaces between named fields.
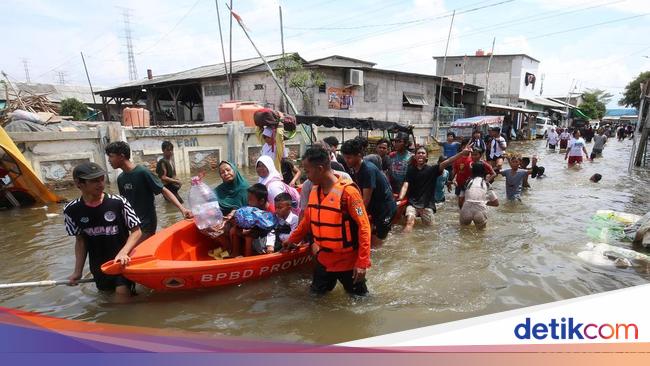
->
xmin=215 ymin=161 xmax=250 ymax=216
xmin=199 ymin=161 xmax=249 ymax=244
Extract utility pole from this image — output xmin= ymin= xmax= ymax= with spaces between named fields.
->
xmin=435 ymin=9 xmax=455 ymax=138
xmin=22 ymin=58 xmax=31 ymax=83
xmin=80 ymin=52 xmax=97 ymax=105
xmin=229 ymin=0 xmax=233 ymax=99
xmin=122 ymin=8 xmax=138 ymax=81
xmin=279 ymin=4 xmax=288 ymax=112
xmin=539 ymin=73 xmax=545 ymax=96
xmin=214 ymin=0 xmax=231 ymax=99
xmin=483 ymin=37 xmax=495 ymax=114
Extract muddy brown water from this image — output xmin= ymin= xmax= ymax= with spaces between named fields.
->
xmin=1 ymin=139 xmax=649 ymax=344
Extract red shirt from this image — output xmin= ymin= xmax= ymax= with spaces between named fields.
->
xmin=454 ymin=157 xmax=494 ymax=187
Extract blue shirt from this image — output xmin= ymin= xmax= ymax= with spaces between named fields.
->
xmin=442 ymin=142 xmax=460 ymax=158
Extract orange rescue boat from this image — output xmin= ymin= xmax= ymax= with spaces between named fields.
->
xmin=101 ymin=220 xmax=313 ymax=291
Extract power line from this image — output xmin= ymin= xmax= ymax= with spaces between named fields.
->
xmin=369 ymin=0 xmax=632 ymax=67
xmin=136 ymin=0 xmax=202 ymax=55
xmin=284 ymin=0 xmax=515 ymax=30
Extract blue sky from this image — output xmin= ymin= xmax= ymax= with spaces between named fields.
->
xmin=2 ymin=0 xmax=648 ymax=107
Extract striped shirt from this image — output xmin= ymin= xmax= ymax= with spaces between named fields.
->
xmin=63 ymin=193 xmax=140 ymax=276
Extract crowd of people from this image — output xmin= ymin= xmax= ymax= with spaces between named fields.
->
xmin=63 ymin=121 xmax=628 ymax=297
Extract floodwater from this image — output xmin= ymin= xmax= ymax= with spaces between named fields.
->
xmin=1 ymin=139 xmax=649 ymax=344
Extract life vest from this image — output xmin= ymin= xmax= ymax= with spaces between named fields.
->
xmin=307 ymin=177 xmax=359 ymax=253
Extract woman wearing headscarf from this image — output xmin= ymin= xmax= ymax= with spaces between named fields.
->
xmin=256 ymin=155 xmax=286 ymax=206
xmin=214 ymin=161 xmax=250 ymax=216
xmin=202 ymin=161 xmax=250 ymax=248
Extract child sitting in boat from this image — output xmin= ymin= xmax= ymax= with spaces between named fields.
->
xmin=264 ymin=193 xmax=299 ymax=253
xmin=229 ymin=183 xmax=274 ymax=257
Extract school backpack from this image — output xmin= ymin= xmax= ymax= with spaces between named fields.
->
xmin=265 ymin=177 xmax=302 ymax=216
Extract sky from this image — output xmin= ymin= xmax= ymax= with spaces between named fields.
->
xmin=1 ymin=0 xmax=649 ymax=108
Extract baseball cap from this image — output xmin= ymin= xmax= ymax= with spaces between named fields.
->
xmin=73 ymin=162 xmax=106 ymax=180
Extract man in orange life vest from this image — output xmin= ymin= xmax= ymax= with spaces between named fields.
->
xmin=283 ymin=146 xmax=372 ymax=295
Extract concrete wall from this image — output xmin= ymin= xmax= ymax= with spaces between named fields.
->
xmin=9 ymin=120 xmax=439 ymax=188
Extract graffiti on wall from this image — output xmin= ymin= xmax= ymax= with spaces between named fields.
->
xmin=327 ymin=87 xmax=354 ymax=110
xmin=189 ymin=149 xmax=220 ymax=174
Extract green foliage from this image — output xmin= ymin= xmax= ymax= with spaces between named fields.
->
xmin=275 ymin=54 xmax=325 ymax=114
xmin=619 ymin=71 xmax=650 ymax=109
xmin=579 ymin=89 xmax=611 ymax=119
xmin=60 ymin=98 xmax=88 ymax=120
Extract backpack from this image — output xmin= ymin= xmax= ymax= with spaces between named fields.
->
xmin=265 ymin=177 xmax=302 ymax=216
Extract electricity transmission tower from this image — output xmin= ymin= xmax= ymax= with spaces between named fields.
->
xmin=56 ymin=71 xmax=66 ymax=85
xmin=122 ymin=8 xmax=138 ymax=81
xmin=22 ymin=58 xmax=31 ymax=83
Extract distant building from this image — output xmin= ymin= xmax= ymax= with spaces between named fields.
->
xmin=97 ymin=53 xmax=482 ymax=125
xmin=434 ymin=52 xmax=566 ymax=132
xmin=602 ymin=108 xmax=639 ymax=125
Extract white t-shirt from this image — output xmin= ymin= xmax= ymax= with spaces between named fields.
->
xmin=488 ymin=137 xmax=507 ymax=158
xmin=265 ymin=212 xmax=299 ymax=249
xmin=559 ymin=132 xmax=571 ymax=140
xmin=547 ymin=131 xmax=559 ymax=145
xmin=568 ymin=137 xmax=587 ymax=157
xmin=460 ymin=178 xmax=498 ymax=207
xmin=262 ymin=143 xmax=288 ymax=159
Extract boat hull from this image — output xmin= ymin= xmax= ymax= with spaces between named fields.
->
xmin=101 ymin=220 xmax=313 ymax=291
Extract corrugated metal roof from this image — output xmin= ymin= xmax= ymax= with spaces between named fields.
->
xmin=11 ymin=82 xmax=106 ymax=104
xmin=97 ymin=54 xmax=290 ymax=93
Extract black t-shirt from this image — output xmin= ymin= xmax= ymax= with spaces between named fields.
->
xmin=117 ymin=165 xmax=164 ymax=233
xmin=63 ymin=193 xmax=141 ymax=276
xmin=281 ymin=158 xmax=295 ymax=185
xmin=350 ymin=161 xmax=395 ymax=218
xmin=155 ymin=158 xmax=176 ymax=179
xmin=405 ymin=164 xmax=440 ymax=210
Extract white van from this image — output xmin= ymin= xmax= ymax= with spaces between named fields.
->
xmin=535 ymin=117 xmax=554 ymax=138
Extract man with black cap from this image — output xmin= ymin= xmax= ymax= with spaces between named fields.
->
xmin=63 ymin=162 xmax=142 ymax=295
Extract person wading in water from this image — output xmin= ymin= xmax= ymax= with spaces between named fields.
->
xmin=283 ymin=146 xmax=371 ymax=296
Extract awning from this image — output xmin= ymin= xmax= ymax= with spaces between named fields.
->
xmin=451 ymin=115 xmax=503 ymax=128
xmin=486 ymin=103 xmax=539 ymax=114
xmin=296 ymin=115 xmax=412 ymax=133
xmin=524 ymin=97 xmax=566 ymax=108
xmin=573 ymin=108 xmax=590 ymax=120
xmin=547 ymin=98 xmax=577 ymax=109
xmin=403 ymin=92 xmax=429 ymax=106
xmin=550 ymin=108 xmax=567 ymax=115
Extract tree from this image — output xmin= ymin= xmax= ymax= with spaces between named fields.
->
xmin=60 ymin=98 xmax=88 ymax=120
xmin=619 ymin=71 xmax=650 ymax=109
xmin=275 ymin=54 xmax=325 ymax=115
xmin=579 ymin=89 xmax=611 ymax=119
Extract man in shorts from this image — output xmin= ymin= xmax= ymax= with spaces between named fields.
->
xmin=398 ymin=145 xmax=471 ymax=232
xmin=64 ymin=162 xmax=142 ymax=295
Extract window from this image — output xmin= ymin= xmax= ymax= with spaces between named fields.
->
xmin=318 ymin=83 xmax=327 ymax=93
xmin=204 ymin=84 xmax=230 ymax=96
xmin=403 ymin=92 xmax=428 ymax=107
xmin=254 ymin=84 xmax=265 ymax=90
xmin=455 ymin=63 xmax=462 ymax=67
